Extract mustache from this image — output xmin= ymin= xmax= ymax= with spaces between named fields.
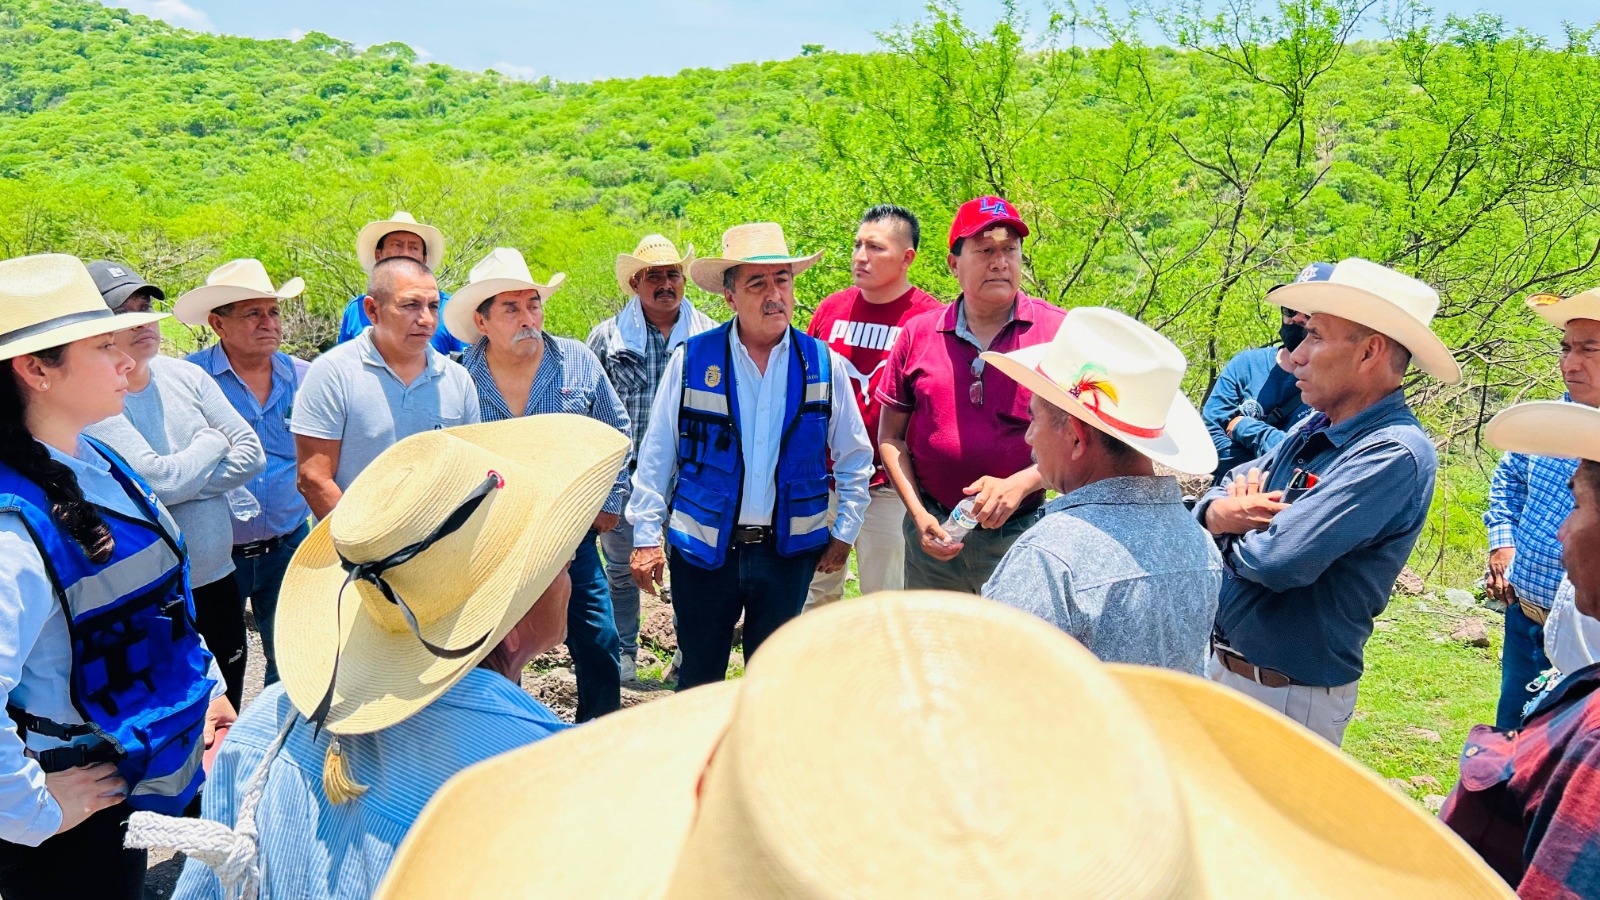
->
xmin=513 ymin=327 xmax=541 ymax=343
xmin=761 ymin=302 xmax=786 ymax=315
xmin=652 ymin=287 xmax=679 ymax=300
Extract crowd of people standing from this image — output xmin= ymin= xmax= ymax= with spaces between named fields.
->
xmin=0 ymin=194 xmax=1596 ymax=898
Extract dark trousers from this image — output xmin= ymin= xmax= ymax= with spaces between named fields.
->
xmin=193 ymin=575 xmax=247 ymax=711
xmin=570 ymin=528 xmax=622 ymax=722
xmin=231 ymin=522 xmax=310 ymax=687
xmin=0 ymin=804 xmax=144 ymax=899
xmin=1497 ymin=601 xmax=1552 ymax=728
xmin=668 ymin=539 xmax=822 ymax=691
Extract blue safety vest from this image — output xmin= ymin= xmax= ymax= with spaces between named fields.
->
xmin=0 ymin=438 xmax=215 ymax=815
xmin=668 ymin=323 xmax=833 ymax=569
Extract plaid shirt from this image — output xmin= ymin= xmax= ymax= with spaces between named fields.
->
xmin=1442 ymin=663 xmax=1600 ymax=897
xmin=460 ymin=334 xmax=632 ymax=514
xmin=1486 ymin=442 xmax=1578 ymax=610
xmin=586 ymin=317 xmax=669 ymax=458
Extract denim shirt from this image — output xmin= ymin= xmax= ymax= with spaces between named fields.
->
xmin=982 ymin=476 xmax=1222 ymax=675
xmin=1201 ymin=390 xmax=1438 ymax=686
xmin=187 ymin=344 xmax=312 ymax=544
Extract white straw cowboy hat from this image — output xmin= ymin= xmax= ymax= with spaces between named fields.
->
xmin=688 ymin=223 xmax=822 ymax=295
xmin=1271 ymin=257 xmax=1462 ymax=384
xmin=1527 ymin=289 xmax=1600 ymax=328
xmin=172 ymin=258 xmax=305 ymax=325
xmin=378 ymin=592 xmax=1508 ymax=899
xmin=276 ymin=414 xmax=626 ymax=735
xmin=0 ymin=253 xmax=168 ymax=361
xmin=616 ymin=234 xmax=695 ymax=297
xmin=443 ymin=247 xmax=566 ymax=344
xmin=981 ymin=307 xmax=1218 ymax=476
xmin=356 ymin=210 xmax=446 ymax=274
xmin=1485 ymin=400 xmax=1600 ymax=462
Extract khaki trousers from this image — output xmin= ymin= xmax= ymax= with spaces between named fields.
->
xmin=804 ymin=487 xmax=908 ymax=612
xmin=1207 ymin=651 xmax=1360 ymax=747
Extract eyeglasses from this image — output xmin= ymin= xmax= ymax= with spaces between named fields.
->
xmin=969 ymin=357 xmax=984 ymax=407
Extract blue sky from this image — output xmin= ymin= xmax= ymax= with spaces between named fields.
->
xmin=106 ymin=0 xmax=1590 ymax=82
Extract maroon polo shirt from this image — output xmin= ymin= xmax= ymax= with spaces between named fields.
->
xmin=875 ymin=293 xmax=1067 ymax=511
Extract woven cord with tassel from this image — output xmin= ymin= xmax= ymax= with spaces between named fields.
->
xmin=323 ymin=734 xmax=368 ymax=805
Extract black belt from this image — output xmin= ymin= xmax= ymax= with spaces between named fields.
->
xmin=731 ymin=525 xmax=774 ymax=545
xmin=236 ymin=530 xmax=296 ymax=559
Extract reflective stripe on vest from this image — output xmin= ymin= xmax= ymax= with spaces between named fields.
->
xmin=65 ymin=537 xmax=183 ymax=617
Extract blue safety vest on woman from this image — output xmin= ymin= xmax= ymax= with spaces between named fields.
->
xmin=0 ymin=438 xmax=215 ymax=815
xmin=667 ymin=322 xmax=832 ymax=570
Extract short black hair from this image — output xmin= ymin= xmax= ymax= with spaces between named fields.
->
xmin=950 ymin=237 xmax=965 ymax=257
xmin=861 ymin=204 xmax=920 ymax=251
xmin=722 ymin=265 xmax=741 ymax=294
xmin=368 ymin=256 xmax=434 ymax=303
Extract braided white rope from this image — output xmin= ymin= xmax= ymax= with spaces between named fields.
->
xmin=125 ymin=714 xmax=298 ymax=900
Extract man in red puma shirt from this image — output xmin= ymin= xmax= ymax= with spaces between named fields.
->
xmin=805 ymin=205 xmax=943 ymax=609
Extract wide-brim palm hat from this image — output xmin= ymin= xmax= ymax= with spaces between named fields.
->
xmin=356 ymin=210 xmax=446 ymax=274
xmin=172 ymin=258 xmax=305 ymax=325
xmin=443 ymin=247 xmax=566 ymax=344
xmin=687 ymin=223 xmax=822 ymax=295
xmin=1270 ymin=257 xmax=1462 ymax=384
xmin=616 ymin=234 xmax=695 ymax=297
xmin=981 ymin=307 xmax=1218 ymax=475
xmin=1485 ymin=400 xmax=1600 ymax=462
xmin=0 ymin=253 xmax=168 ymax=361
xmin=1527 ymin=289 xmax=1600 ymax=329
xmin=276 ymin=414 xmax=627 ymax=735
xmin=377 ymin=592 xmax=1510 ymax=899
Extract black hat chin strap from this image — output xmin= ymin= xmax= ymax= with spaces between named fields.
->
xmin=309 ymin=471 xmax=504 ymax=734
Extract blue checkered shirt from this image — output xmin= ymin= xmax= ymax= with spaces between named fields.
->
xmin=1486 ymin=443 xmax=1577 ymax=610
xmin=586 ymin=317 xmax=669 ymax=458
xmin=460 ymin=334 xmax=632 ymax=514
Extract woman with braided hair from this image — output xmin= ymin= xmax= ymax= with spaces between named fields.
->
xmin=0 ymin=254 xmax=233 ymax=899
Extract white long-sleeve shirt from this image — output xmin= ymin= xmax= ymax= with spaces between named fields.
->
xmin=0 ymin=439 xmax=224 ymax=846
xmin=627 ymin=324 xmax=873 ymax=549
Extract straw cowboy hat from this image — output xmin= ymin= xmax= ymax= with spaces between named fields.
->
xmin=0 ymin=254 xmax=168 ymax=361
xmin=171 ymin=259 xmax=305 ymax=325
xmin=981 ymin=307 xmax=1218 ymax=476
xmin=1527 ymin=289 xmax=1600 ymax=328
xmin=377 ymin=592 xmax=1508 ymax=899
xmin=1270 ymin=257 xmax=1462 ymax=384
xmin=1485 ymin=400 xmax=1600 ymax=462
xmin=443 ymin=248 xmax=566 ymax=344
xmin=356 ymin=210 xmax=446 ymax=274
xmin=616 ymin=234 xmax=695 ymax=297
xmin=276 ymin=414 xmax=627 ymax=735
xmin=688 ymin=223 xmax=822 ymax=295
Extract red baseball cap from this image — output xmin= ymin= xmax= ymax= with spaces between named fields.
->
xmin=948 ymin=196 xmax=1030 ymax=250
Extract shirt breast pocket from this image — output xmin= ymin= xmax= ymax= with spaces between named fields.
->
xmin=433 ymin=399 xmax=468 ymax=430
xmin=559 ymin=386 xmax=594 ymax=413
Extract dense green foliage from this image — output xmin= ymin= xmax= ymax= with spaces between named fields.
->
xmin=4 ymin=0 xmax=1599 ymax=580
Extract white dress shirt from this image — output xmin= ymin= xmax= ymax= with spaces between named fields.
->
xmin=628 ymin=323 xmax=873 ymax=550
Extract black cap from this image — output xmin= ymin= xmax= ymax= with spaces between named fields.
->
xmin=86 ymin=260 xmax=165 ymax=311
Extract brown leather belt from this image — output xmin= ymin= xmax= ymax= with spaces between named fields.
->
xmin=1213 ymin=644 xmax=1298 ymax=689
xmin=1518 ymin=597 xmax=1551 ymax=627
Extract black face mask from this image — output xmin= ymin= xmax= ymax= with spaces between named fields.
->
xmin=1279 ymin=320 xmax=1307 ymax=352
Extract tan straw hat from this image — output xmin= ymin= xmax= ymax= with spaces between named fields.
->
xmin=276 ymin=414 xmax=627 ymax=736
xmin=982 ymin=306 xmax=1218 ymax=475
xmin=0 ymin=254 xmax=168 ymax=361
xmin=1527 ymin=289 xmax=1600 ymax=328
xmin=616 ymin=234 xmax=695 ymax=297
xmin=688 ymin=223 xmax=822 ymax=295
xmin=172 ymin=259 xmax=305 ymax=325
xmin=1270 ymin=257 xmax=1462 ymax=384
xmin=377 ymin=591 xmax=1509 ymax=899
xmin=356 ymin=210 xmax=446 ymax=273
xmin=1485 ymin=400 xmax=1600 ymax=462
xmin=443 ymin=248 xmax=566 ymax=344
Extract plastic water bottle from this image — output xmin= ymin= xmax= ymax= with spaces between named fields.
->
xmin=225 ymin=487 xmax=261 ymax=523
xmin=940 ymin=497 xmax=979 ymax=545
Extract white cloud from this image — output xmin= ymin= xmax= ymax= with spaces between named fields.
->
xmin=489 ymin=61 xmax=539 ymax=81
xmin=115 ymin=0 xmax=214 ymax=31
xmin=412 ymin=45 xmax=434 ymax=61
xmin=286 ymin=28 xmax=310 ymax=41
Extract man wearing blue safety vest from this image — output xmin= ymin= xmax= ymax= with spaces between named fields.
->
xmin=627 ymin=223 xmax=874 ymax=691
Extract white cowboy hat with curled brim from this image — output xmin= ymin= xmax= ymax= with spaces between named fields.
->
xmin=376 ymin=591 xmax=1510 ymax=900
xmin=0 ymin=254 xmax=168 ymax=361
xmin=981 ymin=307 xmax=1218 ymax=476
xmin=616 ymin=234 xmax=695 ymax=297
xmin=1485 ymin=400 xmax=1600 ymax=463
xmin=443 ymin=248 xmax=566 ymax=344
xmin=356 ymin=210 xmax=446 ymax=274
xmin=1270 ymin=257 xmax=1462 ymax=384
xmin=276 ymin=414 xmax=626 ymax=736
xmin=687 ymin=222 xmax=823 ymax=295
xmin=172 ymin=259 xmax=305 ymax=325
xmin=1527 ymin=289 xmax=1600 ymax=329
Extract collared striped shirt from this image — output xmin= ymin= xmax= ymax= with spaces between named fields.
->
xmin=459 ymin=334 xmax=632 ymax=514
xmin=1486 ymin=445 xmax=1578 ymax=610
xmin=587 ymin=316 xmax=670 ymax=458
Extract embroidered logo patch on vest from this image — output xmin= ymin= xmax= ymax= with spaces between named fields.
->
xmin=704 ymin=365 xmax=722 ymax=388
